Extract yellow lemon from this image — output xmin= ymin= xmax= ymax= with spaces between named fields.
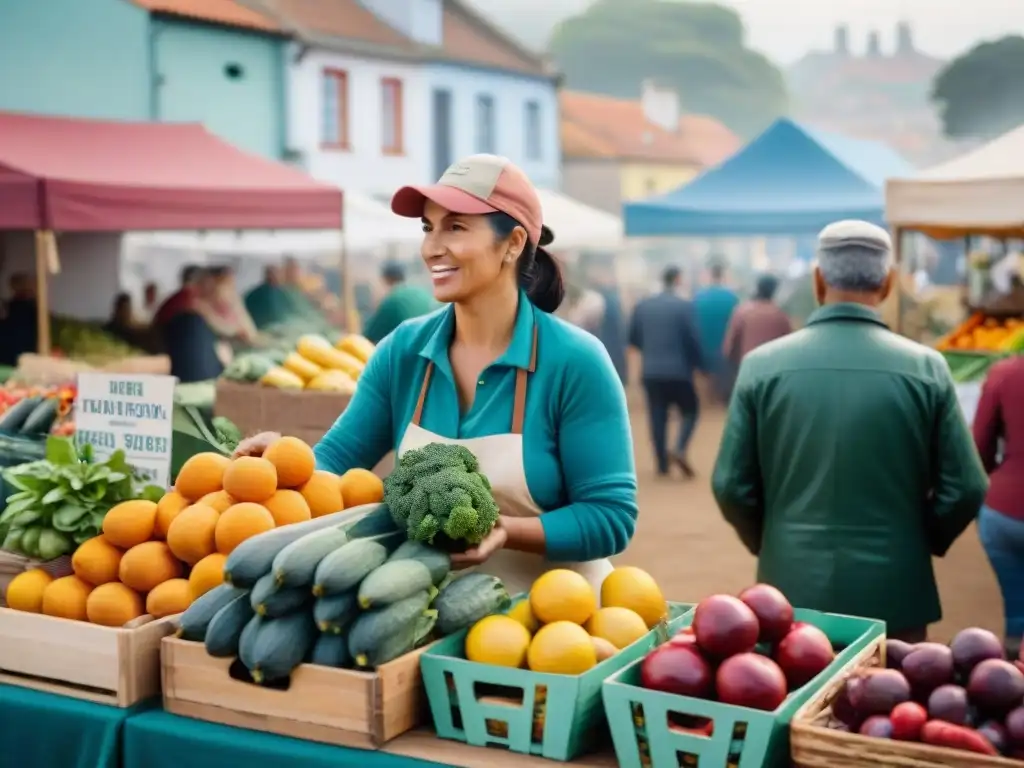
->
xmin=529 ymin=569 xmax=597 ymax=625
xmin=527 ymin=621 xmax=597 ymax=675
xmin=585 ymin=606 xmax=650 ymax=649
xmin=465 ymin=615 xmax=531 ymax=668
xmin=600 ymin=566 xmax=667 ymax=628
xmin=507 ymin=599 xmax=540 ymax=633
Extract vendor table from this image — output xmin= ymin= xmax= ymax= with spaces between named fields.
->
xmin=0 ymin=684 xmax=153 ymax=768
xmin=122 ymin=711 xmax=619 ymax=768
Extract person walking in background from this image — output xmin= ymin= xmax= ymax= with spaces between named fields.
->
xmin=0 ymin=273 xmax=38 ymax=365
xmin=629 ymin=266 xmax=703 ymax=478
xmin=693 ymin=257 xmax=739 ymax=403
xmin=362 ymin=261 xmax=437 ymax=343
xmin=712 ymin=220 xmax=987 ymax=641
xmin=973 ymin=355 xmax=1024 ymax=656
xmin=722 ymin=273 xmax=792 ymax=365
xmin=154 ymin=264 xmax=203 ymax=327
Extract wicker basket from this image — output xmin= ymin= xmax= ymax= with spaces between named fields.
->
xmin=791 ymin=640 xmax=1023 ymax=767
xmin=0 ymin=550 xmax=74 ymax=607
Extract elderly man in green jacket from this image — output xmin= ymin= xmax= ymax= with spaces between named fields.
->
xmin=712 ymin=220 xmax=988 ymax=641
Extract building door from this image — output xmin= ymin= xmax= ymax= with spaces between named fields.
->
xmin=432 ymin=89 xmax=452 ymax=180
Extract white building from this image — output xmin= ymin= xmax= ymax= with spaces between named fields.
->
xmin=274 ymin=0 xmax=560 ymax=199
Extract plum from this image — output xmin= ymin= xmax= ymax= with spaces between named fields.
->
xmin=832 ymin=676 xmax=865 ymax=729
xmin=738 ymin=584 xmax=794 ymax=644
xmin=978 ymin=721 xmax=1008 ymax=754
xmin=859 ymin=715 xmax=894 ymax=739
xmin=950 ymin=628 xmax=1004 ymax=676
xmin=858 ymin=669 xmax=911 ymax=717
xmin=927 ymin=684 xmax=969 ymax=725
xmin=968 ymin=659 xmax=1024 ymax=714
xmin=901 ymin=643 xmax=954 ymax=698
xmin=885 ymin=639 xmax=915 ymax=670
xmin=692 ymin=595 xmax=760 ymax=659
xmin=1005 ymin=706 xmax=1024 ymax=746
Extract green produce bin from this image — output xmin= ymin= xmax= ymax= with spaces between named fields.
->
xmin=420 ymin=598 xmax=693 ymax=762
xmin=602 ymin=609 xmax=884 ymax=768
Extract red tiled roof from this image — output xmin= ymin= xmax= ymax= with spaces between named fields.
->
xmin=560 ymin=90 xmax=740 ymax=166
xmin=130 ymin=0 xmax=282 ymax=32
xmin=261 ymin=0 xmax=415 ymax=48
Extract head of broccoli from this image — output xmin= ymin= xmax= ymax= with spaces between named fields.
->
xmin=384 ymin=442 xmax=498 ymax=546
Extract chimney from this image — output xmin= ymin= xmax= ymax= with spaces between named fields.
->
xmin=896 ymin=21 xmax=914 ymax=55
xmin=834 ymin=24 xmax=848 ymax=55
xmin=866 ymin=30 xmax=881 ymax=57
xmin=640 ymin=79 xmax=680 ymax=133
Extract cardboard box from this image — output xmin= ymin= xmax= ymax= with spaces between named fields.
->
xmin=214 ymin=379 xmax=350 ymax=444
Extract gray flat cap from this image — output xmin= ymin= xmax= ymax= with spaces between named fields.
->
xmin=817 ymin=220 xmax=892 ymax=253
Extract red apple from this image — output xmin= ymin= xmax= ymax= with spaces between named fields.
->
xmin=738 ymin=584 xmax=794 ymax=643
xmin=641 ymin=644 xmax=714 ymax=699
xmin=776 ymin=624 xmax=835 ymax=689
xmin=692 ymin=595 xmax=759 ymax=659
xmin=716 ymin=653 xmax=788 ymax=711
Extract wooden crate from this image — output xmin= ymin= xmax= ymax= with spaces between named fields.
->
xmin=791 ymin=638 xmax=1020 ymax=768
xmin=0 ymin=608 xmax=176 ymax=706
xmin=162 ymin=636 xmax=429 ymax=749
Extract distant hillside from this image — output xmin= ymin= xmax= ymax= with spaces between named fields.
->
xmin=463 ymin=0 xmax=591 ymax=50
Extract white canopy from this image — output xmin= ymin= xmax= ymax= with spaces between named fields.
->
xmin=886 ymin=125 xmax=1024 ymax=238
xmin=121 ymin=190 xmax=422 ymax=258
xmin=537 ymin=189 xmax=623 ymax=250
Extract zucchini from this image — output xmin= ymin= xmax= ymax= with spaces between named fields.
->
xmin=0 ymin=397 xmax=42 ymax=434
xmin=248 ymin=610 xmax=318 ymax=684
xmin=250 ymin=573 xmax=311 ymax=618
xmin=388 ymin=540 xmax=452 ymax=585
xmin=177 ymin=584 xmax=248 ymax=641
xmin=312 ymin=591 xmax=358 ymax=634
xmin=357 ymin=559 xmax=433 ymax=609
xmin=312 ymin=538 xmax=389 ymax=597
xmin=344 ymin=503 xmax=401 ymax=538
xmin=348 ymin=590 xmax=432 ymax=664
xmin=19 ymin=398 xmax=60 ymax=435
xmin=311 ymin=633 xmax=352 ymax=668
xmin=204 ymin=592 xmax=255 ymax=657
xmin=272 ymin=525 xmax=350 ymax=588
xmin=435 ymin=573 xmax=510 ymax=636
xmin=238 ymin=614 xmax=264 ymax=671
xmin=353 ymin=607 xmax=438 ymax=669
xmin=224 ymin=510 xmax=353 ymax=588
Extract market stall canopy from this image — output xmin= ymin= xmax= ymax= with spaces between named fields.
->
xmin=886 ymin=124 xmax=1024 ymax=239
xmin=623 ymin=118 xmax=914 ymax=237
xmin=121 ymin=191 xmax=421 ymax=258
xmin=537 ymin=189 xmax=623 ymax=250
xmin=0 ymin=111 xmax=342 ymax=231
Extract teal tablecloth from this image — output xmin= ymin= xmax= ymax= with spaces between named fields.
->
xmin=0 ymin=684 xmax=153 ymax=768
xmin=123 ymin=710 xmax=446 ymax=768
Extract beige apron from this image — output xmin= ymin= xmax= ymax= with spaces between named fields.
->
xmin=397 ymin=326 xmax=614 ymax=598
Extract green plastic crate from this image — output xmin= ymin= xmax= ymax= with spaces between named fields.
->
xmin=420 ymin=598 xmax=693 ymax=761
xmin=602 ymin=608 xmax=884 ymax=768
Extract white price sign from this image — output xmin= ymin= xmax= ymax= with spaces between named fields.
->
xmin=74 ymin=373 xmax=176 ymax=488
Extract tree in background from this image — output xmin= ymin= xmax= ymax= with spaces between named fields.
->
xmin=932 ymin=36 xmax=1024 ymax=141
xmin=549 ymin=0 xmax=788 ymax=138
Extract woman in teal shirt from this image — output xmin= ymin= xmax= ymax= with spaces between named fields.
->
xmin=239 ymin=155 xmax=638 ymax=595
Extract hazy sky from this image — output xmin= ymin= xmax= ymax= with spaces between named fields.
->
xmin=718 ymin=0 xmax=1023 ymax=62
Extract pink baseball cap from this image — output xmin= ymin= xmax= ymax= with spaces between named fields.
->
xmin=391 ymin=154 xmax=554 ymax=247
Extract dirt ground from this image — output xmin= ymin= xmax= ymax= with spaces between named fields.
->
xmin=616 ymin=381 xmax=1004 ymax=643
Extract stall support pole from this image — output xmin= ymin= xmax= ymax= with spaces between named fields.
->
xmin=892 ymin=225 xmax=904 ymax=335
xmin=34 ymin=230 xmax=56 ymax=355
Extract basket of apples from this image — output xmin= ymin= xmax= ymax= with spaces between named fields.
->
xmin=602 ymin=584 xmax=884 ymax=768
xmin=792 ymin=627 xmax=1024 ymax=767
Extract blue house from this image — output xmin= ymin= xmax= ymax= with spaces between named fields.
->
xmin=0 ymin=0 xmax=288 ymax=159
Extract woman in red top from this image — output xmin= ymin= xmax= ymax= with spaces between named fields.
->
xmin=973 ymin=355 xmax=1024 ymax=653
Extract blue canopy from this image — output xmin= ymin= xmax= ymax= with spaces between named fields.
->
xmin=623 ymin=118 xmax=914 ymax=237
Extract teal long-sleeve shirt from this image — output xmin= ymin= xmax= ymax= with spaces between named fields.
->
xmin=314 ymin=293 xmax=639 ymax=563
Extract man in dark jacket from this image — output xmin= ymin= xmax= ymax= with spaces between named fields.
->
xmin=712 ymin=220 xmax=988 ymax=641
xmin=629 ymin=266 xmax=704 ymax=478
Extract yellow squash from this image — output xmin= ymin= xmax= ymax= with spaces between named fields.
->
xmin=335 ymin=334 xmax=375 ymax=363
xmin=259 ymin=367 xmax=304 ymax=390
xmin=282 ymin=353 xmax=323 ymax=382
xmin=296 ymin=335 xmax=365 ymax=379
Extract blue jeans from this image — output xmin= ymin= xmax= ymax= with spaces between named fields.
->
xmin=978 ymin=505 xmax=1024 ymax=639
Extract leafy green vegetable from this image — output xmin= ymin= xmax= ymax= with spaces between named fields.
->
xmin=384 ymin=443 xmax=499 ymax=548
xmin=0 ymin=436 xmax=163 ymax=560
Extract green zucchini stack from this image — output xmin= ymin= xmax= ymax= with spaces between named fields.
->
xmin=175 ymin=504 xmax=510 ymax=686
